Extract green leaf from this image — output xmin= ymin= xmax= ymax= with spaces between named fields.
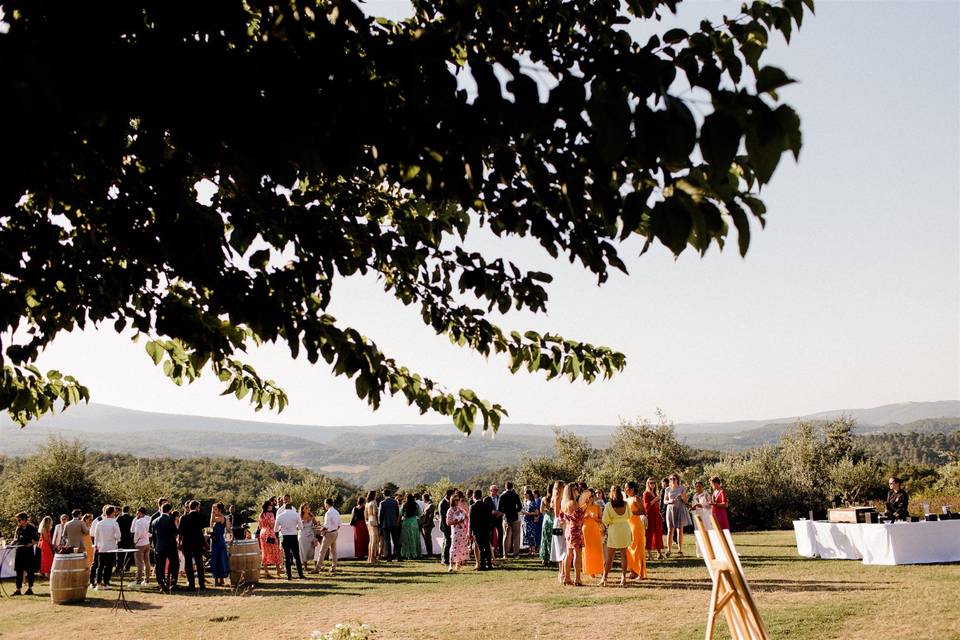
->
xmin=700 ymin=111 xmax=742 ymax=170
xmin=145 ymin=341 xmax=164 ymax=365
xmin=662 ymin=28 xmax=688 ymax=44
xmin=728 ymin=202 xmax=751 ymax=257
xmin=755 ymin=66 xmax=796 ymax=95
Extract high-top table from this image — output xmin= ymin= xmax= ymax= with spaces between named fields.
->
xmin=793 ymin=519 xmax=960 ymax=565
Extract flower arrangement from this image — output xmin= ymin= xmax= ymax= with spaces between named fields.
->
xmin=310 ymin=622 xmax=375 ymax=640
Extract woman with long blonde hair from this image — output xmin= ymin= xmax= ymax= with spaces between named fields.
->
xmin=558 ymin=483 xmax=586 ymax=586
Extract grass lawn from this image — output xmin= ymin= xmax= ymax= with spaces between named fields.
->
xmin=1 ymin=531 xmax=957 ymax=639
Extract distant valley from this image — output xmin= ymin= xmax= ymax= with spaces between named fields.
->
xmin=2 ymin=400 xmax=958 ymax=487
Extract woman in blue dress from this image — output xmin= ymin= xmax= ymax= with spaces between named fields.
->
xmin=209 ymin=502 xmax=230 ymax=586
xmin=522 ymin=489 xmax=540 ymax=556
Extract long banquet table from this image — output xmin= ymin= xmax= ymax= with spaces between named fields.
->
xmin=793 ymin=519 xmax=960 ymax=565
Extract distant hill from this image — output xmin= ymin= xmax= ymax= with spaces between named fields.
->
xmin=2 ymin=400 xmax=957 ymax=485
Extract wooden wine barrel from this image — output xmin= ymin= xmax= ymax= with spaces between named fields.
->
xmin=229 ymin=539 xmax=261 ymax=586
xmin=50 ymin=553 xmax=89 ymax=604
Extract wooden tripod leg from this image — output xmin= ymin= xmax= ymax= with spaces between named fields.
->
xmin=705 ymin=574 xmax=720 ymax=640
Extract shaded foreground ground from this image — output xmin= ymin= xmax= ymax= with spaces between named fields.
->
xmin=1 ymin=531 xmax=957 ymax=639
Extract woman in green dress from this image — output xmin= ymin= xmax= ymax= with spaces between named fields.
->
xmin=400 ymin=494 xmax=421 ymax=559
xmin=538 ymin=488 xmax=554 ymax=565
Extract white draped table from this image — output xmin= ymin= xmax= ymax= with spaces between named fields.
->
xmin=333 ymin=524 xmax=445 ymax=559
xmin=793 ymin=519 xmax=960 ymax=565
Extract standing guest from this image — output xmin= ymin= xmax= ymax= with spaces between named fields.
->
xmin=692 ymin=481 xmax=714 ymax=515
xmin=88 ymin=505 xmax=107 ymax=587
xmin=81 ymin=514 xmax=95 ymax=569
xmin=60 ymin=509 xmax=87 ymax=554
xmin=884 ymin=476 xmax=909 ymax=522
xmin=415 ymin=493 xmax=425 ymax=513
xmin=659 ymin=477 xmax=670 ymax=547
xmin=153 ymin=503 xmax=179 ymax=592
xmin=364 ymin=490 xmax=380 ymax=564
xmin=178 ymin=500 xmax=207 ymax=591
xmin=130 ymin=507 xmax=152 ymax=586
xmin=487 ymin=485 xmax=503 ymax=559
xmin=522 ymin=489 xmax=540 ymax=557
xmin=315 ymin=498 xmax=341 ymax=573
xmin=116 ymin=506 xmax=135 ymax=572
xmin=258 ymin=501 xmax=282 ymax=579
xmin=558 ymin=484 xmax=585 ymax=586
xmin=149 ymin=498 xmax=168 ymax=544
xmin=378 ymin=489 xmax=401 ymax=562
xmin=93 ymin=506 xmax=121 ymax=590
xmin=601 ymin=486 xmax=633 ymax=587
xmin=419 ymin=494 xmax=436 ymax=556
xmin=538 ymin=490 xmax=554 ymax=565
xmin=351 ymin=497 xmax=369 ymax=559
xmin=438 ymin=489 xmax=453 ymax=566
xmin=498 ymin=482 xmax=522 ymax=559
xmin=209 ymin=502 xmax=230 ymax=587
xmin=643 ymin=479 xmax=665 ymax=560
xmin=581 ymin=488 xmax=604 ymax=579
xmin=10 ymin=513 xmax=39 ymax=596
xmin=664 ymin=474 xmax=691 ymax=557
xmin=37 ymin=516 xmax=54 ymax=577
xmin=446 ymin=492 xmax=470 ymax=572
xmin=275 ymin=502 xmax=305 ymax=580
xmin=623 ymin=481 xmax=647 ymax=579
xmin=400 ymin=494 xmax=422 ymax=560
xmin=711 ymin=477 xmax=731 ymax=530
xmin=298 ymin=503 xmax=318 ymax=572
xmin=52 ymin=514 xmax=69 ymax=551
xmin=550 ymin=481 xmax=567 ymax=570
xmin=469 ymin=490 xmax=493 ymax=570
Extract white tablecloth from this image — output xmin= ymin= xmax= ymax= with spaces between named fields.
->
xmin=333 ymin=524 xmax=445 ymax=559
xmin=0 ymin=547 xmax=15 ymax=578
xmin=793 ymin=519 xmax=960 ymax=565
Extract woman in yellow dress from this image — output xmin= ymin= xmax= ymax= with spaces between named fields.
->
xmin=81 ymin=513 xmax=95 ymax=569
xmin=601 ymin=485 xmax=632 ymax=586
xmin=623 ymin=481 xmax=647 ymax=580
xmin=580 ymin=488 xmax=604 ymax=579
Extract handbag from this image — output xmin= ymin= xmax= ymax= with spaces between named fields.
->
xmin=640 ymin=515 xmax=649 ymax=529
xmin=266 ymin=535 xmax=276 ymax=545
xmin=552 ymin=527 xmax=563 ymax=536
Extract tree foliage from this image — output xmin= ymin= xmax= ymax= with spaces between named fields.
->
xmin=1 ymin=0 xmax=810 ymax=431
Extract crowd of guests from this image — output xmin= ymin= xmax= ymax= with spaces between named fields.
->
xmin=1 ymin=475 xmax=731 ymax=595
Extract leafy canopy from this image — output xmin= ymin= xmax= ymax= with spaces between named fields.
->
xmin=0 ymin=0 xmax=809 ymax=431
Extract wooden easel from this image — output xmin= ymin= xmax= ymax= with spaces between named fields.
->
xmin=693 ymin=512 xmax=769 ymax=640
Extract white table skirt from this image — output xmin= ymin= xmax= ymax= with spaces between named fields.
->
xmin=793 ymin=519 xmax=960 ymax=565
xmin=331 ymin=524 xmax=445 ymax=559
xmin=1 ymin=547 xmax=15 ymax=578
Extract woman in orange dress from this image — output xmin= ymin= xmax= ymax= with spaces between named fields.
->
xmin=580 ymin=488 xmax=604 ymax=579
xmin=623 ymin=481 xmax=647 ymax=579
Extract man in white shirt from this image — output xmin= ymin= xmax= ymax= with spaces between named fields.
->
xmin=275 ymin=503 xmax=305 ymax=580
xmin=314 ymin=499 xmax=341 ymax=573
xmin=93 ymin=506 xmax=121 ymax=590
xmin=130 ymin=507 xmax=153 ymax=585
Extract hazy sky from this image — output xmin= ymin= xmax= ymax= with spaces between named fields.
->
xmin=31 ymin=1 xmax=960 ymax=427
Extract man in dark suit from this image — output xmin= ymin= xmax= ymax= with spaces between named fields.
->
xmin=469 ymin=490 xmax=494 ymax=570
xmin=438 ymin=489 xmax=454 ymax=566
xmin=498 ymin=482 xmax=523 ymax=559
xmin=377 ymin=490 xmax=402 ymax=561
xmin=153 ymin=503 xmax=179 ymax=592
xmin=178 ymin=500 xmax=206 ymax=591
xmin=116 ymin=505 xmax=135 ymax=571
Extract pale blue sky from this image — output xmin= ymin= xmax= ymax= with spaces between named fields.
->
xmin=33 ymin=1 xmax=959 ymax=427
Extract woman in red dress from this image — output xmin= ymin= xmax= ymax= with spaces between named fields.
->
xmin=711 ymin=476 xmax=731 ymax=530
xmin=642 ymin=478 xmax=665 ymax=560
xmin=37 ymin=516 xmax=54 ymax=576
xmin=258 ymin=501 xmax=282 ymax=578
xmin=350 ymin=497 xmax=370 ymax=559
